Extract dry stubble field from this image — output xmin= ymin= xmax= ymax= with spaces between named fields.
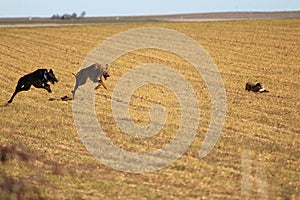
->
xmin=0 ymin=19 xmax=299 ymax=199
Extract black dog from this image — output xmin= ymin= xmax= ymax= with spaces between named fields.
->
xmin=8 ymin=69 xmax=58 ymax=103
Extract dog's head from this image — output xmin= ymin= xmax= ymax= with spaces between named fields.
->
xmin=102 ymin=64 xmax=110 ymax=80
xmin=254 ymin=83 xmax=262 ymax=89
xmin=255 ymin=83 xmax=268 ymax=93
xmin=253 ymin=83 xmax=263 ymax=92
xmin=47 ymin=69 xmax=58 ymax=84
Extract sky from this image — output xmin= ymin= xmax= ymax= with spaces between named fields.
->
xmin=1 ymin=0 xmax=300 ymax=18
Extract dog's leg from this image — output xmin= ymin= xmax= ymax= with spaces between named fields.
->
xmin=33 ymin=80 xmax=52 ymax=93
xmin=95 ymin=77 xmax=107 ymax=90
xmin=8 ymin=80 xmax=23 ymax=103
xmin=94 ymin=83 xmax=101 ymax=90
xmin=43 ymin=83 xmax=52 ymax=93
xmin=8 ymin=90 xmax=19 ymax=103
xmin=8 ymin=83 xmax=31 ymax=103
xmin=34 ymin=83 xmax=52 ymax=93
xmin=72 ymin=82 xmax=79 ymax=98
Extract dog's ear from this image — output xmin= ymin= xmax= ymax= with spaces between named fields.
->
xmin=49 ymin=69 xmax=53 ymax=73
xmin=104 ymin=64 xmax=108 ymax=70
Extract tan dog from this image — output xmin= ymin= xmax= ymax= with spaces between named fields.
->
xmin=72 ymin=63 xmax=110 ymax=96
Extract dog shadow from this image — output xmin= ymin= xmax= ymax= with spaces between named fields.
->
xmin=0 ymin=103 xmax=10 ymax=107
xmin=49 ymin=95 xmax=73 ymax=102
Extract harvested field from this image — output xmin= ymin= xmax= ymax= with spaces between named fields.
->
xmin=0 ymin=19 xmax=299 ymax=199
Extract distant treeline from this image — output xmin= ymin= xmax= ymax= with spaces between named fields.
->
xmin=51 ymin=11 xmax=86 ymax=20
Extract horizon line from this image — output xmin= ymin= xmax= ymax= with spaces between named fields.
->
xmin=1 ymin=10 xmax=300 ymax=19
